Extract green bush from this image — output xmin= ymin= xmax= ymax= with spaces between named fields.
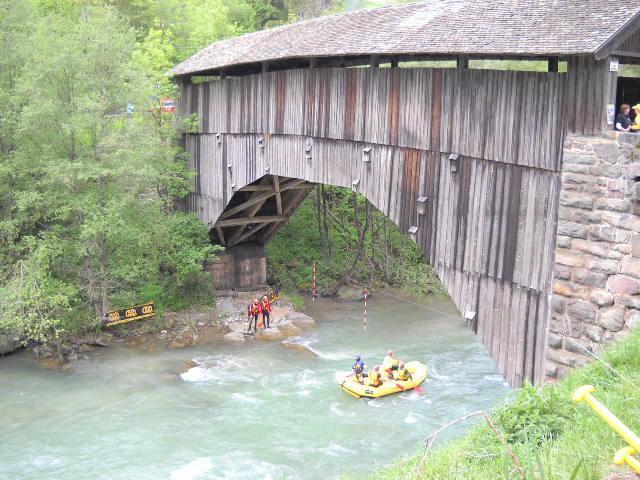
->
xmin=492 ymin=382 xmax=576 ymax=446
xmin=267 ymin=186 xmax=444 ymax=297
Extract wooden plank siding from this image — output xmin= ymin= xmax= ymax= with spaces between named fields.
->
xmin=564 ymin=56 xmax=618 ymax=135
xmin=181 ymin=68 xmax=565 ymax=171
xmin=178 ymin=66 xmax=572 ymax=386
xmin=615 ymin=29 xmax=640 ymax=55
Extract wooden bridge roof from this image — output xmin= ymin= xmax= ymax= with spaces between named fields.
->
xmin=172 ymin=0 xmax=640 ymax=76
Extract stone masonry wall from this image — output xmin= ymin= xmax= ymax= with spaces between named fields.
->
xmin=546 ymin=133 xmax=640 ymax=381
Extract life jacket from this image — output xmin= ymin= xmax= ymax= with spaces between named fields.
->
xmin=382 ymin=355 xmax=400 ymax=371
xmin=261 ymin=299 xmax=272 ymax=313
xmin=353 ymin=361 xmax=364 ymax=374
xmin=368 ymin=371 xmax=382 ymax=387
xmin=396 ymin=368 xmax=411 ymax=381
xmin=249 ymin=303 xmax=261 ymax=316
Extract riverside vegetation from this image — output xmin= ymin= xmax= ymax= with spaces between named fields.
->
xmin=0 ymin=0 xmax=435 ymax=347
xmin=266 ymin=186 xmax=444 ymax=299
xmin=368 ymin=327 xmax=640 ymax=480
xmin=1 ymin=0 xmax=635 ymax=347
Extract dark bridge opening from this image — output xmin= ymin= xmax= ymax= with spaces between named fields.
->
xmin=210 ymin=175 xmax=315 ymax=248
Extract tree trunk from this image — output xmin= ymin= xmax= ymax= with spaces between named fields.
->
xmin=97 ymin=175 xmax=109 ymax=319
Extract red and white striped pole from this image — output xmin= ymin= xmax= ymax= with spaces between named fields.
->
xmin=312 ymin=262 xmax=317 ymax=301
xmin=363 ymin=289 xmax=368 ymax=331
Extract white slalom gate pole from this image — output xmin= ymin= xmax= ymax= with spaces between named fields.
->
xmin=312 ymin=262 xmax=317 ymax=301
xmin=364 ymin=290 xmax=368 ymax=331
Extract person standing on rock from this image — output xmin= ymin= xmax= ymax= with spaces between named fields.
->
xmin=248 ymin=299 xmax=262 ymax=332
xmin=261 ymin=295 xmax=272 ymax=329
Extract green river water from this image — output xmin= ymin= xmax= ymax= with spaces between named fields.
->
xmin=0 ymin=294 xmax=510 ymax=480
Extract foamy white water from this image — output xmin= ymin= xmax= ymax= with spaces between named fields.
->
xmin=0 ymin=295 xmax=510 ymax=479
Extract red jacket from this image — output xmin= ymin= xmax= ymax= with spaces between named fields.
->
xmin=249 ymin=303 xmax=262 ymax=316
xmin=261 ymin=299 xmax=272 ymax=313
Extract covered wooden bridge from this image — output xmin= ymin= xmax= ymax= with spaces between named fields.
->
xmin=172 ymin=0 xmax=640 ymax=386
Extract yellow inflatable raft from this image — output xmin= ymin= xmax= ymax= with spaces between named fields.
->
xmin=340 ymin=361 xmax=428 ymax=398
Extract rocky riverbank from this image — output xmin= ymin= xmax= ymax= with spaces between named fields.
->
xmin=21 ymin=289 xmax=315 ymax=371
xmin=216 ymin=290 xmax=315 ymax=344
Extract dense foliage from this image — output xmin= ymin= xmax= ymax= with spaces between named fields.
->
xmin=0 ymin=0 xmax=430 ymax=343
xmin=0 ymin=1 xmax=230 ymax=342
xmin=267 ymin=186 xmax=443 ymax=296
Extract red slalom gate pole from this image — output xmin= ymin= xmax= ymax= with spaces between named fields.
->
xmin=363 ymin=290 xmax=368 ymax=331
xmin=312 ymin=262 xmax=317 ymax=301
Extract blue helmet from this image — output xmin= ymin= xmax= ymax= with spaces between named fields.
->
xmin=355 ymin=355 xmax=361 ymax=362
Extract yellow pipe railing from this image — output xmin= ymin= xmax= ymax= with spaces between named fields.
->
xmin=614 ymin=447 xmax=640 ymax=474
xmin=573 ymin=385 xmax=640 ymax=474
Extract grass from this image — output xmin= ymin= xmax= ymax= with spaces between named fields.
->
xmin=363 ymin=328 xmax=640 ymax=480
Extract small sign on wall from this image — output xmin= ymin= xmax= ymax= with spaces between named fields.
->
xmin=607 ymin=104 xmax=615 ymax=125
xmin=610 ymin=58 xmax=619 ymax=72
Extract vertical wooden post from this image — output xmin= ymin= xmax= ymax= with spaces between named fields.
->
xmin=261 ymin=61 xmax=269 ymax=74
xmin=219 ymin=70 xmax=226 ymax=80
xmin=457 ymin=56 xmax=469 ymax=69
xmin=309 ymin=57 xmax=317 ymax=69
xmin=604 ymin=56 xmax=619 ymax=131
xmin=390 ymin=59 xmax=399 ymax=68
xmin=370 ymin=55 xmax=380 ymax=68
xmin=547 ymin=57 xmax=559 ymax=73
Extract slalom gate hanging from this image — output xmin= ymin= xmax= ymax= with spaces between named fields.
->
xmin=312 ymin=262 xmax=318 ymax=301
xmin=364 ymin=290 xmax=368 ymax=331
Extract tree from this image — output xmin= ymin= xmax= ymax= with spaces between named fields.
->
xmin=0 ymin=3 xmax=215 ymax=342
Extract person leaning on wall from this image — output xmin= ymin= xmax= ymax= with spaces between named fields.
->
xmin=616 ymin=104 xmax=633 ymax=132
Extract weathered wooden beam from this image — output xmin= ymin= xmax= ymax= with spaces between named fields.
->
xmin=239 ymin=185 xmax=276 ymax=192
xmin=280 ymin=179 xmax=308 ymax=190
xmin=273 ymin=175 xmax=283 ymax=215
xmin=221 ymin=179 xmax=308 ymax=220
xmin=226 ymin=195 xmax=270 ymax=245
xmin=220 ymin=191 xmax=274 ymax=219
xmin=216 ymin=216 xmax=286 ymax=227
xmin=612 ymin=51 xmax=640 ymax=60
xmin=260 ymin=186 xmax=315 ymax=243
xmin=226 ymin=222 xmax=271 ymax=248
xmin=216 ymin=226 xmax=226 ymax=246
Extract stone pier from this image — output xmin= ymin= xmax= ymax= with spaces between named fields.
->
xmin=205 ymin=243 xmax=267 ymax=291
xmin=546 ymin=133 xmax=640 ymax=381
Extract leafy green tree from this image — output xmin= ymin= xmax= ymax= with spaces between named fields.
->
xmin=0 ymin=3 xmax=215 ymax=342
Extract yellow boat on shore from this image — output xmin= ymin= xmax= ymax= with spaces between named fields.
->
xmin=340 ymin=361 xmax=428 ymax=398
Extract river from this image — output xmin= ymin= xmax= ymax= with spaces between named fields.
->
xmin=0 ymin=294 xmax=510 ymax=480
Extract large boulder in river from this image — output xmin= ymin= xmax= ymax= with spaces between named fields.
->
xmin=224 ymin=331 xmax=246 ymax=343
xmin=256 ymin=327 xmax=284 ymax=340
xmin=169 ymin=326 xmax=199 ymax=349
xmin=337 ymin=286 xmax=368 ymax=302
xmin=0 ymin=333 xmax=21 ymax=356
xmin=287 ymin=312 xmax=315 ymax=329
xmin=278 ymin=321 xmax=302 ymax=337
xmin=83 ymin=332 xmax=113 ymax=347
xmin=228 ymin=321 xmax=248 ymax=333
